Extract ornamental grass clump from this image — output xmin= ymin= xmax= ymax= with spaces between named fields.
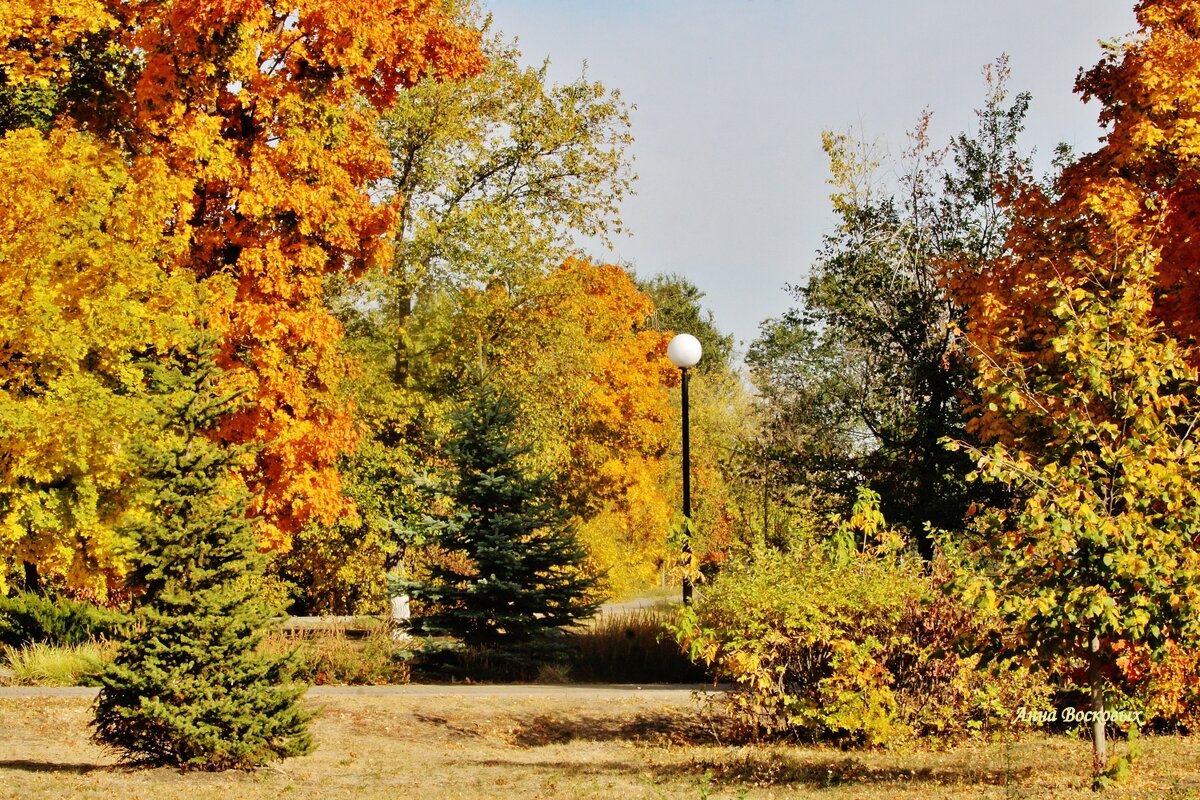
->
xmin=1 ymin=640 xmax=113 ymax=686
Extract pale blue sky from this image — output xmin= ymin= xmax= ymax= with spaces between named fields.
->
xmin=482 ymin=1 xmax=1138 ymax=359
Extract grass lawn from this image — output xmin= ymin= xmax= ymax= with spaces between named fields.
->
xmin=0 ymin=690 xmax=1197 ymax=799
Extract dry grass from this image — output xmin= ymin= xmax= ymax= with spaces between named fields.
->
xmin=570 ymin=609 xmax=703 ymax=683
xmin=0 ymin=641 xmax=115 ymax=687
xmin=259 ymin=627 xmax=412 ymax=685
xmin=0 ymin=691 xmax=1196 ymax=799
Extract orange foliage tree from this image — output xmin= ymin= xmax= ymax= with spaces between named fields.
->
xmin=1 ymin=1 xmax=484 ymax=550
xmin=1075 ymin=0 xmax=1200 ymax=352
xmin=947 ymin=0 xmax=1200 ymax=779
xmin=952 ymin=0 xmax=1200 ymax=429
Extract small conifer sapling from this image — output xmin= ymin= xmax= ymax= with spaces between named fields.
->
xmin=91 ymin=337 xmax=312 ymax=769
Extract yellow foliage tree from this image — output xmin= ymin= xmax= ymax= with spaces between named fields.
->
xmin=0 ymin=128 xmax=197 ymax=594
xmin=452 ymin=260 xmax=677 ymax=596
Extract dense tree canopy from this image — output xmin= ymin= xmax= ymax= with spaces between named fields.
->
xmin=951 ymin=2 xmax=1200 ymax=442
xmin=0 ymin=128 xmax=195 ymax=594
xmin=1 ymin=0 xmax=485 ymax=551
xmin=948 ymin=0 xmax=1200 ymax=778
xmin=359 ymin=23 xmax=633 ymax=386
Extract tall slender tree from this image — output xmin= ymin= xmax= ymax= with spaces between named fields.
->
xmin=301 ymin=20 xmax=635 ymax=612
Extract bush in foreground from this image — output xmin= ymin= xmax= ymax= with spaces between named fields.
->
xmin=674 ymin=492 xmax=1051 ymax=746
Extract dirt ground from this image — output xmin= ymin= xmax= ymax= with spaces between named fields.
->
xmin=0 ymin=688 xmax=1197 ymax=799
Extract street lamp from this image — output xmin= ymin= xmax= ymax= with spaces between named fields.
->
xmin=667 ymin=333 xmax=702 ymax=605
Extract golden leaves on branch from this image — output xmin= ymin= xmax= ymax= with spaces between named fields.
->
xmin=452 ymin=259 xmax=676 ymax=593
xmin=0 ymin=129 xmax=196 ymax=593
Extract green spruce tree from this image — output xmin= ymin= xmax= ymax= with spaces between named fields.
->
xmin=400 ymin=388 xmax=598 ymax=675
xmin=91 ymin=336 xmax=312 ymax=769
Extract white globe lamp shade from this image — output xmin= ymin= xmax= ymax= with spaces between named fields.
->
xmin=667 ymin=333 xmax=703 ymax=370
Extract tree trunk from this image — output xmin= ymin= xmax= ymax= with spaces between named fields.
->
xmin=22 ymin=562 xmax=40 ymax=594
xmin=1089 ymin=631 xmax=1108 ymax=777
xmin=392 ymin=284 xmax=414 ymax=386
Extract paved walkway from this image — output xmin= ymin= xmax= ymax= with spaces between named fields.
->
xmin=0 ymin=683 xmax=723 ymax=700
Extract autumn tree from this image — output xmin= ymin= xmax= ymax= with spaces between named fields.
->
xmin=440 ymin=260 xmax=678 ymax=596
xmin=951 ymin=254 xmax=1200 ymax=783
xmin=1 ymin=0 xmax=485 ymax=555
xmin=0 ymin=128 xmax=195 ymax=594
xmin=952 ymin=3 xmax=1200 ymax=420
xmin=750 ymin=62 xmax=1028 ymax=554
xmin=368 ymin=19 xmax=634 ymax=385
xmin=1073 ymin=0 xmax=1200 ymax=356
xmin=294 ymin=21 xmax=634 ymax=610
xmin=948 ymin=2 xmax=1200 ymax=781
xmin=288 ymin=257 xmax=676 ymax=609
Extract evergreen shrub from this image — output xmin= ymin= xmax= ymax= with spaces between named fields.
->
xmin=398 ymin=388 xmax=599 ymax=679
xmin=0 ymin=592 xmax=122 ymax=648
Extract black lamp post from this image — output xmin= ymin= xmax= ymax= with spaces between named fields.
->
xmin=667 ymin=333 xmax=702 ymax=605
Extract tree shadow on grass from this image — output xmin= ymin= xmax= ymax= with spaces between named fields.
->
xmin=505 ymin=711 xmax=1037 ymax=791
xmin=454 ymin=749 xmax=1035 ymax=792
xmin=0 ymin=759 xmax=113 ymax=774
xmin=467 ymin=707 xmax=1040 ymax=792
xmin=653 ymin=749 xmax=1036 ymax=791
xmin=470 ymin=757 xmax=646 ymax=777
xmin=508 ymin=709 xmax=720 ymax=747
xmin=412 ymin=711 xmax=491 ymax=740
